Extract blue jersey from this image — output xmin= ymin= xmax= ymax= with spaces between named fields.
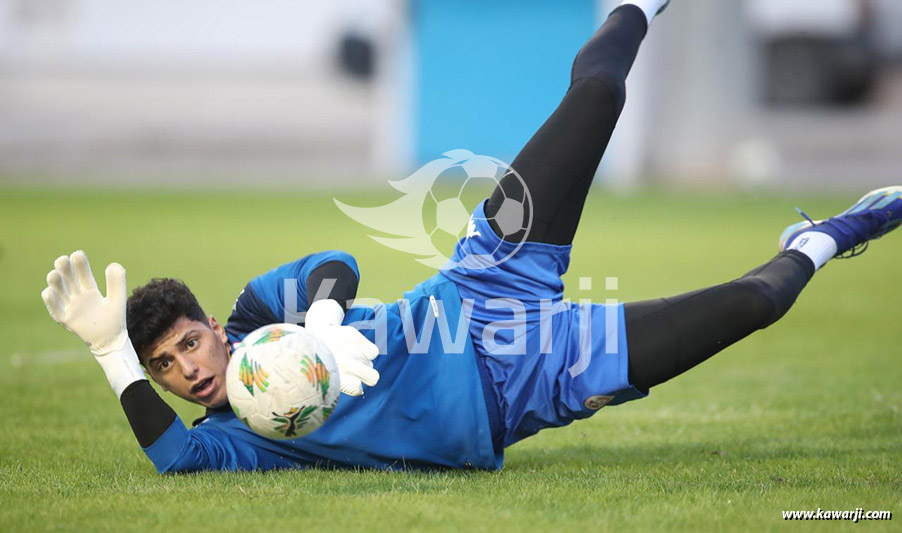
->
xmin=142 ymin=251 xmax=500 ymax=473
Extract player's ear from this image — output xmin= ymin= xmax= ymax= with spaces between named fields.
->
xmin=208 ymin=315 xmax=228 ymax=345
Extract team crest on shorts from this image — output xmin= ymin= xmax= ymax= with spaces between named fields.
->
xmin=583 ymin=395 xmax=614 ymax=410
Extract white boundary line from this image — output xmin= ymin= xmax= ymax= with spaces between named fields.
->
xmin=10 ymin=349 xmax=87 ymax=368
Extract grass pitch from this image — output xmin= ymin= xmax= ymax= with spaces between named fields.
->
xmin=1 ymin=187 xmax=900 ymax=531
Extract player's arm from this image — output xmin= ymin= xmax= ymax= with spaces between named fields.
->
xmin=39 ymin=252 xmax=270 ymax=473
xmin=119 ymin=390 xmax=297 ymax=473
xmin=225 ymin=250 xmax=361 ymax=342
xmin=40 ymin=252 xmax=179 ymax=453
xmin=300 ymin=252 xmax=380 ymax=395
xmin=227 ymin=251 xmax=379 ymax=396
xmin=140 ymin=418 xmax=300 ymax=473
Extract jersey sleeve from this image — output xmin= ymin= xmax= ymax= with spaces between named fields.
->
xmin=224 ymin=250 xmax=359 ymax=343
xmin=141 ymin=417 xmax=297 ymax=473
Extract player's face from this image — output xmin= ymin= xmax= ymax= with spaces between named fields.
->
xmin=143 ymin=316 xmax=231 ymax=408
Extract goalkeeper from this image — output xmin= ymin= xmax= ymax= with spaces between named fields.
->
xmin=41 ymin=1 xmax=902 ymax=473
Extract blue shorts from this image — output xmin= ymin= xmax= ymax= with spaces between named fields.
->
xmin=441 ymin=201 xmax=646 ymax=449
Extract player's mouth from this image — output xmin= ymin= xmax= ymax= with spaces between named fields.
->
xmin=191 ymin=377 xmax=217 ymax=400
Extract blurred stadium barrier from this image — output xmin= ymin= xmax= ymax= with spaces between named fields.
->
xmin=0 ymin=0 xmax=900 ymax=190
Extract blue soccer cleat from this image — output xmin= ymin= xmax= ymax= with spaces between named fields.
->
xmin=779 ymin=186 xmax=902 ymax=258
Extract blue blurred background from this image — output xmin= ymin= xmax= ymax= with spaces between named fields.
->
xmin=1 ymin=0 xmax=900 ymax=191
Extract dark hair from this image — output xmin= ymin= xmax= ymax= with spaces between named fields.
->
xmin=127 ymin=278 xmax=208 ymax=363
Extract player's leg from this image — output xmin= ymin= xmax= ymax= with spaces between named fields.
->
xmin=625 ymin=186 xmax=902 ymax=390
xmin=624 ymin=251 xmax=813 ymax=390
xmin=485 ymin=1 xmax=668 ymax=245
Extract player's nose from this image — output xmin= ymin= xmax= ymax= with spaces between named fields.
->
xmin=178 ymin=355 xmax=200 ymax=379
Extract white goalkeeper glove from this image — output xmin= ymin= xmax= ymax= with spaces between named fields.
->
xmin=305 ymin=299 xmax=380 ymax=396
xmin=41 ymin=250 xmax=144 ymax=398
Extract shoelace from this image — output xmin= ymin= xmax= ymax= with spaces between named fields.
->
xmin=794 ymin=206 xmax=871 ymax=259
xmin=840 ymin=241 xmax=869 ymax=259
xmin=795 ymin=206 xmax=815 ymax=226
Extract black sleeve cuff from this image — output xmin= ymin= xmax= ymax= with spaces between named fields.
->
xmin=306 ymin=260 xmax=360 ymax=311
xmin=119 ymin=380 xmax=178 ymax=448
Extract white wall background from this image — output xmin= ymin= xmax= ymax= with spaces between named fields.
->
xmin=0 ymin=0 xmax=390 ymax=185
xmin=1 ymin=0 xmax=900 ymax=190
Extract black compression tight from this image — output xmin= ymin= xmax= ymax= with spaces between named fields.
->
xmin=624 ymin=251 xmax=815 ymax=390
xmin=484 ymin=5 xmax=817 ymax=391
xmin=485 ymin=4 xmax=647 ymax=245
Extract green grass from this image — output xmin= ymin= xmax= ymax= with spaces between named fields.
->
xmin=1 ymin=187 xmax=900 ymax=531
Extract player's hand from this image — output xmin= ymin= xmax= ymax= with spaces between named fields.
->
xmin=42 ymin=250 xmax=129 ymax=356
xmin=41 ymin=251 xmax=145 ymax=397
xmin=305 ymin=299 xmax=379 ymax=396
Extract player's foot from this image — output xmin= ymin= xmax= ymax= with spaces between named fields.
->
xmin=780 ymin=186 xmax=902 ymax=259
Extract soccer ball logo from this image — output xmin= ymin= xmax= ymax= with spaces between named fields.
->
xmin=226 ymin=324 xmax=341 ymax=440
xmin=335 ymin=149 xmax=532 ymax=269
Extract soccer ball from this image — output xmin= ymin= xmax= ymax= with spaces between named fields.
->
xmin=225 ymin=324 xmax=341 ymax=440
